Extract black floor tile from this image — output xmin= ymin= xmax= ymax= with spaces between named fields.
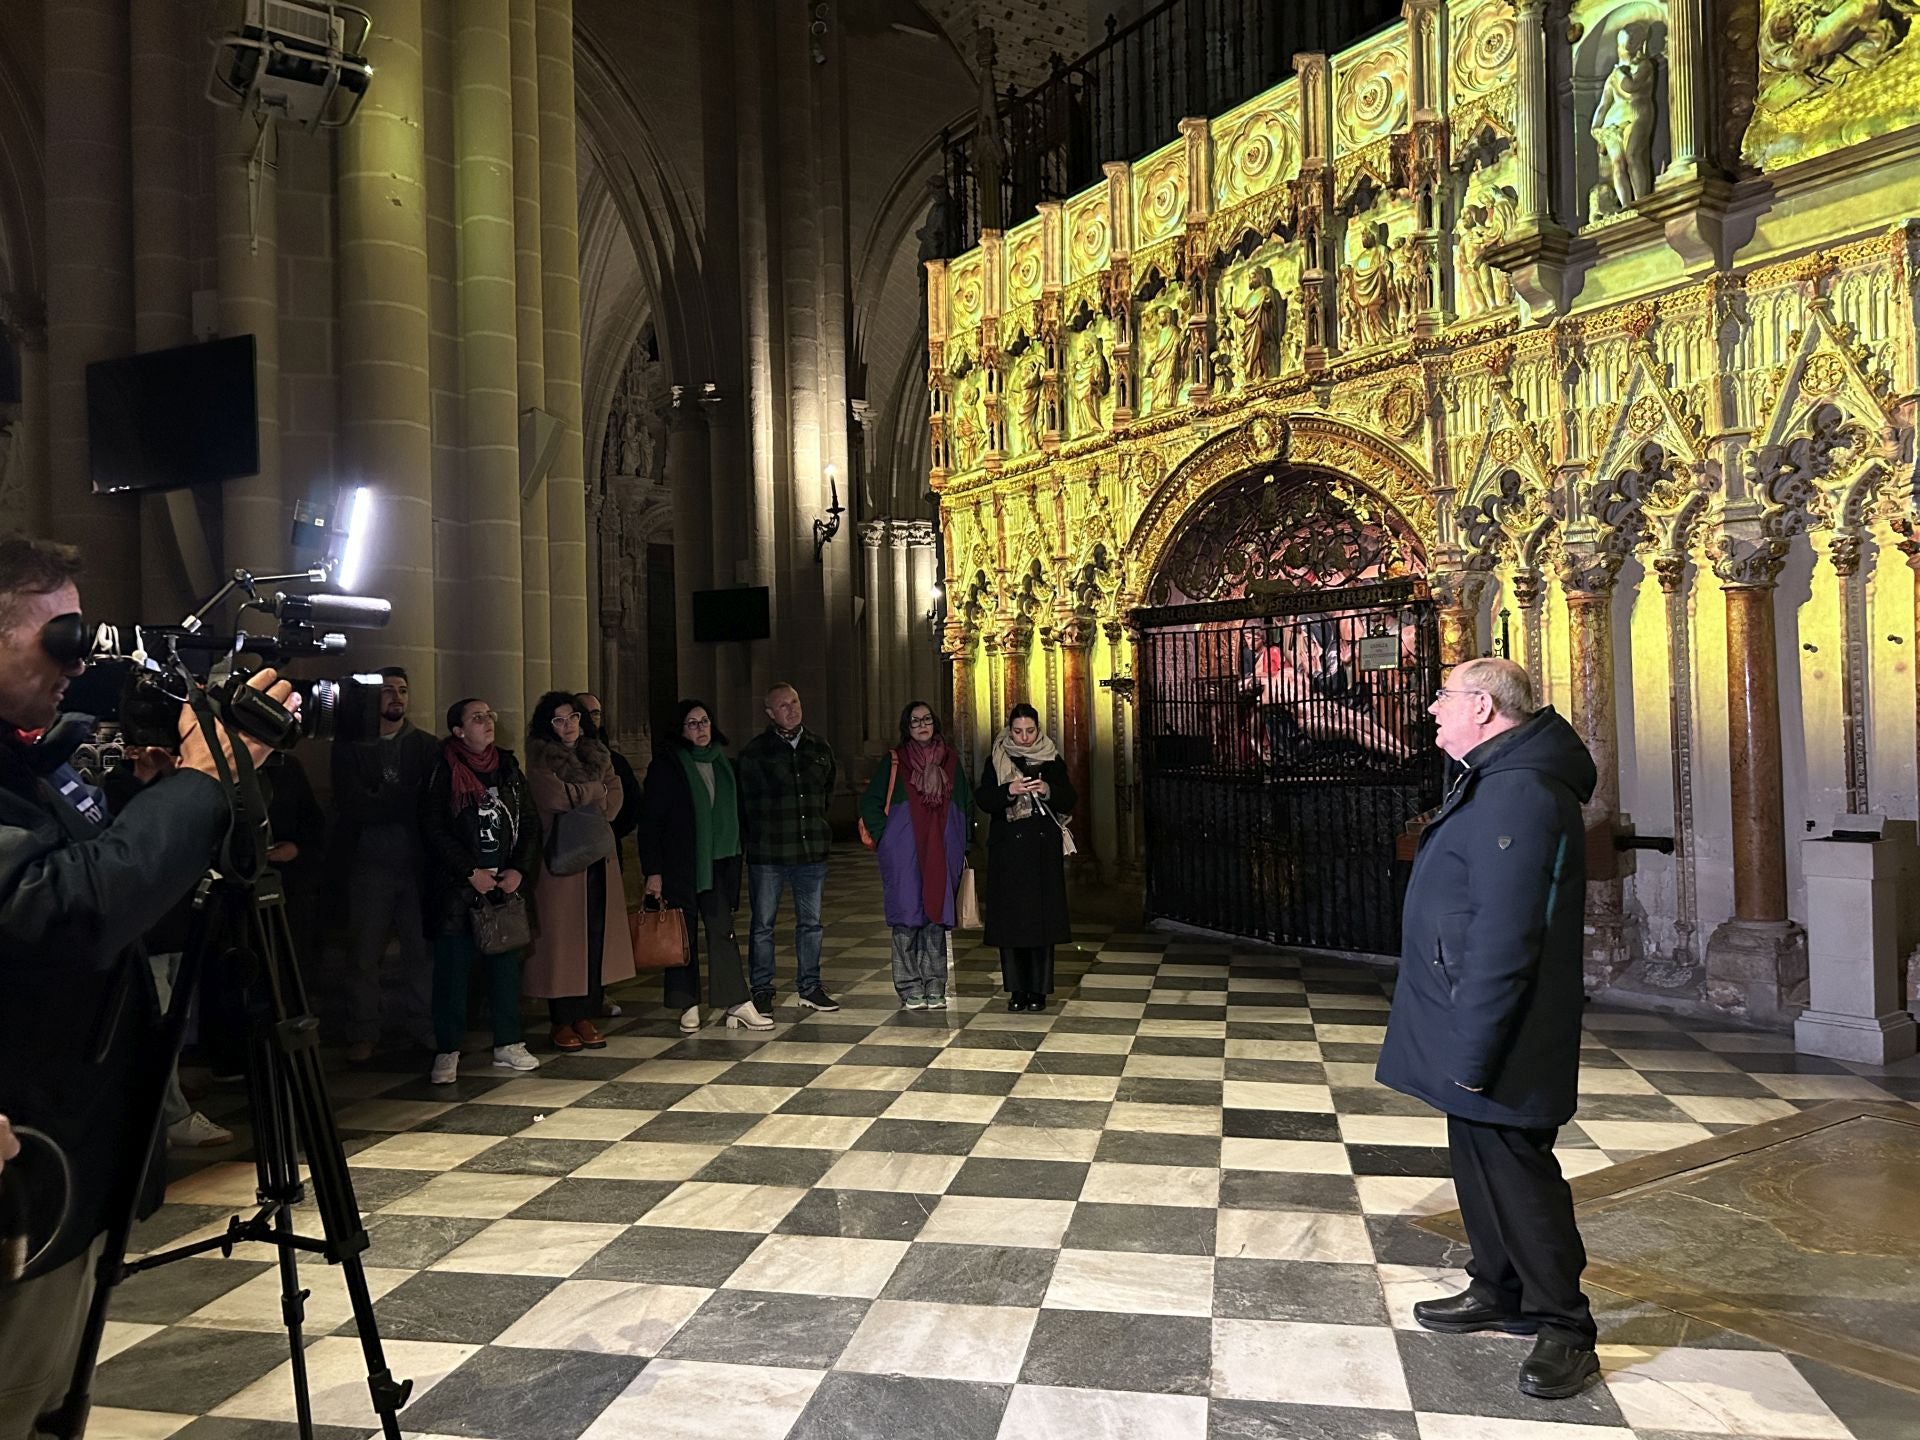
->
xmin=397 ymin=1343 xmax=644 ymax=1439
xmin=1063 ymin=1202 xmax=1216 ymax=1256
xmin=576 ymin=1226 xmax=763 ymax=1286
xmin=788 ymin=1372 xmax=1009 ymax=1440
xmin=507 ymin=1177 xmax=680 ymax=1224
xmin=1212 ymin=1257 xmax=1388 ymax=1323
xmin=659 ymin=1289 xmax=870 ymax=1368
xmin=947 ymin=1157 xmax=1091 ymax=1200
xmin=776 ymin=1188 xmax=940 ymax=1240
xmin=881 ymin=1242 xmax=1058 ymax=1306
xmin=1018 ymin=1308 xmax=1213 ymax=1394
xmin=1394 ymin=1329 xmax=1627 ymax=1424
xmin=374 ymin=1270 xmax=560 ymax=1343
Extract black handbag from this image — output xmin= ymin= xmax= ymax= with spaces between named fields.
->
xmin=470 ymin=891 xmax=532 ymax=955
xmin=546 ymin=785 xmax=617 ymax=876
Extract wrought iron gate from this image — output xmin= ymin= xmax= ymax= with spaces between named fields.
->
xmin=1137 ymin=580 xmax=1443 ymax=955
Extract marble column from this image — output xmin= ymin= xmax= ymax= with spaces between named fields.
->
xmin=1660 ymin=0 xmax=1706 ymax=185
xmin=1511 ymin=0 xmax=1552 ymax=228
xmin=339 ymin=0 xmax=436 ymax=703
xmin=859 ymin=521 xmax=889 ymax=747
xmin=1431 ymin=569 xmax=1489 ymax=666
xmin=1001 ymin=619 xmax=1033 ymax=713
xmin=1705 ymin=533 xmax=1805 ymax=1018
xmin=1559 ymin=550 xmax=1630 ymax=984
xmin=1654 ymin=553 xmax=1700 ymax=974
xmin=45 ymin=0 xmax=139 ymax=613
xmin=984 ymin=629 xmax=1006 ymax=736
xmin=1059 ymin=614 xmax=1097 ymax=874
xmin=1831 ymin=531 xmax=1871 ymax=815
xmin=707 ymin=394 xmax=747 ymax=735
xmin=537 ymin=0 xmax=588 ymax=687
xmin=948 ymin=626 xmax=976 ymax=781
xmin=455 ymin=0 xmax=528 ymax=734
xmin=905 ymin=522 xmax=942 ymax=707
xmin=1513 ymin=567 xmax=1546 ymax=702
xmin=1105 ymin=620 xmax=1140 ymax=880
xmin=509 ymin=0 xmax=550 ymax=703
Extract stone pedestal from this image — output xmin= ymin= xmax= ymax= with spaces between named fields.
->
xmin=1706 ymin=918 xmax=1808 ymax=1024
xmin=1794 ymin=824 xmax=1920 ymax=1064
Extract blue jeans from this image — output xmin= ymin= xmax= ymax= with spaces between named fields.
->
xmin=748 ymin=861 xmax=828 ymax=994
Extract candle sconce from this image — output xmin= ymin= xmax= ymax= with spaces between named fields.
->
xmin=812 ymin=464 xmax=844 ymax=563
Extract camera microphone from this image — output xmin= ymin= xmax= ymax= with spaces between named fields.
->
xmin=272 ymin=593 xmax=391 ymax=630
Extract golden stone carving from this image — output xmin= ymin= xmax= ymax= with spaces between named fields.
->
xmin=1628 ymin=394 xmax=1665 ymax=437
xmin=1746 ymin=0 xmax=1920 ymax=167
xmin=1380 ymin=382 xmax=1422 ymax=439
xmin=1800 ymin=351 xmax=1848 ymax=396
xmin=1333 ymin=38 xmax=1409 ymax=156
xmin=1067 ymin=196 xmax=1112 ymax=281
xmin=1134 ymin=150 xmax=1188 ymax=246
xmin=1452 ymin=0 xmax=1518 ymax=97
xmin=1008 ymin=232 xmax=1043 ymax=306
xmin=1215 ymin=106 xmax=1298 ymax=207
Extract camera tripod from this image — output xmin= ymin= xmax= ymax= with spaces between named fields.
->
xmin=40 ymin=722 xmax=410 ymax=1438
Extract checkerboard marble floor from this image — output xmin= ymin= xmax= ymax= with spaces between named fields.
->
xmin=95 ymin=849 xmax=1920 ymax=1439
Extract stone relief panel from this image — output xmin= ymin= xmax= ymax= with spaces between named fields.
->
xmin=1448 ymin=0 xmax=1521 ymax=156
xmin=1452 ymin=152 xmax=1520 ymax=319
xmin=1007 ymin=343 xmax=1048 ymax=457
xmin=1332 ymin=32 xmax=1410 ymax=163
xmin=1006 ymin=220 xmax=1044 ymax=310
xmin=1337 ymin=192 xmax=1420 ymax=352
xmin=1132 ymin=142 xmax=1189 ymax=252
xmin=1066 ymin=312 xmax=1116 ymax=440
xmin=1136 ymin=278 xmax=1193 ymax=417
xmin=1745 ymin=0 xmax=1918 ymax=167
xmin=1065 ymin=191 xmax=1112 ymax=286
xmin=1211 ymin=87 xmax=1303 ymax=246
xmin=948 ymin=361 xmax=987 ymax=471
xmin=1571 ymin=1 xmax=1670 ymax=226
xmin=1213 ymin=241 xmax=1302 ymax=393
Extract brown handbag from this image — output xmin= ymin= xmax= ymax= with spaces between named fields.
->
xmin=629 ymin=895 xmax=691 ymax=970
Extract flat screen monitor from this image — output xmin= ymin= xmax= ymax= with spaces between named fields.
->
xmin=692 ymin=586 xmax=770 ymax=643
xmin=86 ymin=335 xmax=260 ymax=494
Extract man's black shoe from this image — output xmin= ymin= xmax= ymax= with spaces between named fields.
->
xmin=1518 ymin=1337 xmax=1600 ymax=1399
xmin=796 ymin=987 xmax=840 ymax=1012
xmin=752 ymin=988 xmax=776 ymax=1014
xmin=1413 ymin=1293 xmax=1538 ymax=1335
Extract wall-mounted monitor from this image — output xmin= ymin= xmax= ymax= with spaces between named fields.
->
xmin=86 ymin=334 xmax=260 ymax=494
xmin=692 ymin=585 xmax=771 ymax=643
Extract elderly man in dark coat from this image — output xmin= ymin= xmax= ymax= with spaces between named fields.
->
xmin=1376 ymin=656 xmax=1600 ymax=1401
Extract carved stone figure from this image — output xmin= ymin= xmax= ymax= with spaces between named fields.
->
xmin=1387 ymin=237 xmax=1421 ymax=330
xmin=1340 ymin=223 xmax=1397 ymax=349
xmin=1071 ymin=332 xmax=1111 ymax=435
xmin=951 ymin=373 xmax=983 ymax=469
xmin=1015 ymin=350 xmax=1046 ymax=452
xmin=1232 ymin=266 xmax=1285 ymax=386
xmin=619 ymin=406 xmax=649 ymax=476
xmin=1761 ymin=0 xmax=1911 ymax=101
xmin=1141 ymin=304 xmax=1183 ymax=414
xmin=1455 ymin=166 xmax=1516 ymax=316
xmin=1592 ymin=29 xmax=1658 ymax=211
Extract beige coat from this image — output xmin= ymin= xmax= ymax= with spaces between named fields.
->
xmin=523 ymin=737 xmax=636 ymax=998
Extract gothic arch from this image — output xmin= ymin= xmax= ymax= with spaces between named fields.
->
xmin=1121 ymin=411 xmax=1437 ymax=607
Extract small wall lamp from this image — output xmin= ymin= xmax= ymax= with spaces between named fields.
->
xmin=813 ymin=463 xmax=845 ymax=563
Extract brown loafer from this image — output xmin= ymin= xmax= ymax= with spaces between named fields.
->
xmin=573 ymin=1019 xmax=607 ymax=1049
xmin=549 ymin=1023 xmax=585 ymax=1052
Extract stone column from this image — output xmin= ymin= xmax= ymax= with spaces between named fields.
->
xmin=1105 ymin=620 xmax=1141 ymax=880
xmin=456 ymin=0 xmax=528 ymax=734
xmin=1513 ymin=567 xmax=1546 ymax=701
xmin=537 ymin=0 xmax=588 ymax=687
xmin=906 ymin=524 xmax=942 ymax=706
xmin=509 ymin=0 xmax=549 ymax=702
xmin=1654 ymin=553 xmax=1700 ymax=974
xmin=45 ymin=0 xmax=139 ymax=613
xmin=1511 ymin=0 xmax=1552 ymax=228
xmin=665 ymin=395 xmax=716 ymax=708
xmin=1660 ymin=0 xmax=1706 ymax=185
xmin=706 ymin=394 xmax=747 ymax=734
xmin=948 ymin=632 xmax=975 ymax=782
xmin=1059 ymin=613 xmax=1097 ymax=874
xmin=339 ymin=0 xmax=436 ymax=702
xmin=983 ymin=629 xmax=1006 ymax=733
xmin=1705 ymin=531 xmax=1806 ymax=1018
xmin=1830 ymin=530 xmax=1871 ymax=815
xmin=1559 ymin=549 xmax=1630 ymax=985
xmin=1002 ymin=618 xmax=1033 ymax=712
xmin=1431 ymin=568 xmax=1490 ymax=666
xmin=214 ymin=106 xmax=282 ymax=571
xmin=129 ymin=0 xmax=214 ymax=608
xmin=859 ymin=521 xmax=889 ymax=746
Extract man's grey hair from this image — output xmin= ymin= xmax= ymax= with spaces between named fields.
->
xmin=1451 ymin=657 xmax=1536 ymax=721
xmin=765 ymin=682 xmax=799 ymax=705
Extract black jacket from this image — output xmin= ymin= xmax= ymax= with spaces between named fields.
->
xmin=637 ymin=747 xmax=745 ymax=913
xmin=975 ymin=756 xmax=1076 ymax=949
xmin=606 ymin=745 xmax=641 ymax=843
xmin=0 ymin=734 xmax=230 ymax=1275
xmin=418 ymin=746 xmax=542 ymax=940
xmin=330 ymin=722 xmax=437 ymax=866
xmin=1376 ymin=708 xmax=1595 ymax=1129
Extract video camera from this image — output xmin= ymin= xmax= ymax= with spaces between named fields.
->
xmin=43 ymin=566 xmax=392 ymax=752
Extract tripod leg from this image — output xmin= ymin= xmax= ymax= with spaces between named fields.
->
xmin=246 ymin=1019 xmax=317 ymax=1440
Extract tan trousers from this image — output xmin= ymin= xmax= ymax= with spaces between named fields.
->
xmin=0 ymin=1237 xmax=102 ymax=1440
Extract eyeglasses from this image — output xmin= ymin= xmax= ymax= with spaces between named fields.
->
xmin=1432 ymin=687 xmax=1487 ymax=703
xmin=909 ymin=715 xmax=936 ymax=727
xmin=586 ymin=711 xmax=603 ymax=724
xmin=553 ymin=712 xmax=580 ymax=725
xmin=683 ymin=717 xmax=712 ymax=729
xmin=463 ymin=710 xmax=499 ymax=724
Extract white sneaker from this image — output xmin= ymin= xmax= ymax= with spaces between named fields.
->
xmin=167 ymin=1111 xmax=233 ymax=1149
xmin=724 ymin=1000 xmax=774 ymax=1031
xmin=430 ymin=1051 xmax=461 ymax=1084
xmin=492 ymin=1042 xmax=540 ymax=1071
xmin=678 ymin=1006 xmax=702 ymax=1034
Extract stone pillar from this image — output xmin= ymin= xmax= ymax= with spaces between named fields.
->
xmin=1831 ymin=531 xmax=1871 ymax=815
xmin=665 ymin=395 xmax=716 ymax=709
xmin=983 ymin=629 xmax=1006 ymax=733
xmin=890 ymin=525 xmax=915 ymax=712
xmin=510 ymin=0 xmax=549 ymax=703
xmin=1705 ymin=533 xmax=1806 ymax=1018
xmin=129 ymin=0 xmax=214 ymax=609
xmin=537 ymin=0 xmax=588 ymax=687
xmin=45 ymin=0 xmax=138 ymax=613
xmin=948 ymin=634 xmax=975 ymax=783
xmin=214 ymin=107 xmax=283 ymax=571
xmin=706 ymin=394 xmax=747 ymax=734
xmin=456 ymin=0 xmax=528 ymax=734
xmin=1513 ymin=567 xmax=1546 ymax=701
xmin=1559 ymin=550 xmax=1630 ymax=985
xmin=859 ymin=521 xmax=889 ymax=747
xmin=1105 ymin=620 xmax=1141 ymax=881
xmin=1059 ymin=613 xmax=1097 ymax=874
xmin=1654 ymin=553 xmax=1700 ymax=975
xmin=339 ymin=0 xmax=436 ymax=702
xmin=1431 ymin=569 xmax=1489 ymax=666
xmin=1511 ymin=0 xmax=1552 ymax=227
xmin=1002 ymin=618 xmax=1033 ymax=712
xmin=907 ymin=524 xmax=942 ymax=707
xmin=1660 ymin=0 xmax=1706 ymax=185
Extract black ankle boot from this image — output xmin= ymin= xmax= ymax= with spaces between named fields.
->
xmin=1518 ymin=1337 xmax=1600 ymax=1399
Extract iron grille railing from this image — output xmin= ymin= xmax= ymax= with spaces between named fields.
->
xmin=940 ymin=0 xmax=1403 ymax=254
xmin=1137 ymin=584 xmax=1443 ymax=955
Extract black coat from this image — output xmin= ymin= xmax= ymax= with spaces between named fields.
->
xmin=0 ymin=736 xmax=230 ymax=1275
xmin=975 ymin=755 xmax=1076 ymax=948
xmin=637 ymin=747 xmax=745 ymax=913
xmin=1376 ymin=708 xmax=1596 ymax=1129
xmin=418 ymin=747 xmax=542 ymax=940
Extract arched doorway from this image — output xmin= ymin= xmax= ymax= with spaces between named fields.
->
xmin=1133 ymin=463 xmax=1443 ymax=954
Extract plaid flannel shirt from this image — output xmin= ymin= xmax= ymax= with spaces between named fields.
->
xmin=738 ymin=726 xmax=838 ymax=865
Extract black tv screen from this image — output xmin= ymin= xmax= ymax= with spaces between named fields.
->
xmin=86 ymin=335 xmax=260 ymax=494
xmin=693 ymin=586 xmax=770 ymax=642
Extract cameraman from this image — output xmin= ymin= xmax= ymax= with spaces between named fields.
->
xmin=0 ymin=537 xmax=295 ymax=1438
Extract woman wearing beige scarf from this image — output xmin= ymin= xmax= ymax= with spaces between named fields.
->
xmin=975 ymin=703 xmax=1077 ymax=1011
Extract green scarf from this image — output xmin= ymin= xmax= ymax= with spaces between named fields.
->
xmin=676 ymin=743 xmax=740 ymax=893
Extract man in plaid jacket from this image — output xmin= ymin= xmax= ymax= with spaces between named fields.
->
xmin=739 ymin=683 xmax=840 ymax=1012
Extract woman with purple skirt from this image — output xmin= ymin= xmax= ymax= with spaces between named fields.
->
xmin=860 ymin=700 xmax=973 ymax=1010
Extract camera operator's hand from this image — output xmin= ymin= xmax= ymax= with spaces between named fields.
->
xmin=468 ymin=868 xmax=498 ymax=895
xmin=177 ymin=669 xmax=298 ymax=780
xmin=497 ymin=869 xmax=523 ymax=896
xmin=127 ymin=746 xmax=178 ymax=786
xmin=0 ymin=1114 xmax=18 ymax=1177
xmin=266 ymin=841 xmax=299 ymax=864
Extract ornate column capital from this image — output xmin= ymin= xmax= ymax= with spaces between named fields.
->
xmin=1056 ymin=609 xmax=1098 ymax=650
xmin=1708 ymin=529 xmax=1789 ymax=590
xmin=1510 ymin=567 xmax=1545 ymax=608
xmin=1428 ymin=568 xmax=1493 ymax=613
xmin=894 ymin=519 xmax=939 ymax=548
xmin=857 ymin=519 xmax=891 ymax=550
xmin=1555 ymin=545 xmax=1624 ymax=599
xmin=1652 ymin=551 xmax=1690 ymax=594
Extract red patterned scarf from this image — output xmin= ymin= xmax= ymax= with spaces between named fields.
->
xmin=902 ymin=738 xmax=955 ymax=920
xmin=444 ymin=737 xmax=500 ymax=812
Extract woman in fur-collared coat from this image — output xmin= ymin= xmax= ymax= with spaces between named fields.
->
xmin=523 ymin=691 xmax=634 ymax=1051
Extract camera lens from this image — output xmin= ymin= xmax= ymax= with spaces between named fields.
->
xmin=302 ymin=675 xmax=382 ymax=746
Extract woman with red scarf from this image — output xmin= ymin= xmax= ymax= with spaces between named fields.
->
xmin=419 ymin=697 xmax=542 ymax=1084
xmin=860 ymin=700 xmax=973 ymax=1009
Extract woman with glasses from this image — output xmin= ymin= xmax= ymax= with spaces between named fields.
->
xmin=524 ymin=690 xmax=635 ymax=1051
xmin=639 ymin=699 xmax=766 ymax=1032
xmin=420 ymin=699 xmax=542 ymax=1084
xmin=976 ymin=702 xmax=1076 ymax=1012
xmin=862 ymin=700 xmax=971 ymax=1009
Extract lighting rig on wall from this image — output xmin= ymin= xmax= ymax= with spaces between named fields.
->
xmin=813 ymin=463 xmax=845 ymax=562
